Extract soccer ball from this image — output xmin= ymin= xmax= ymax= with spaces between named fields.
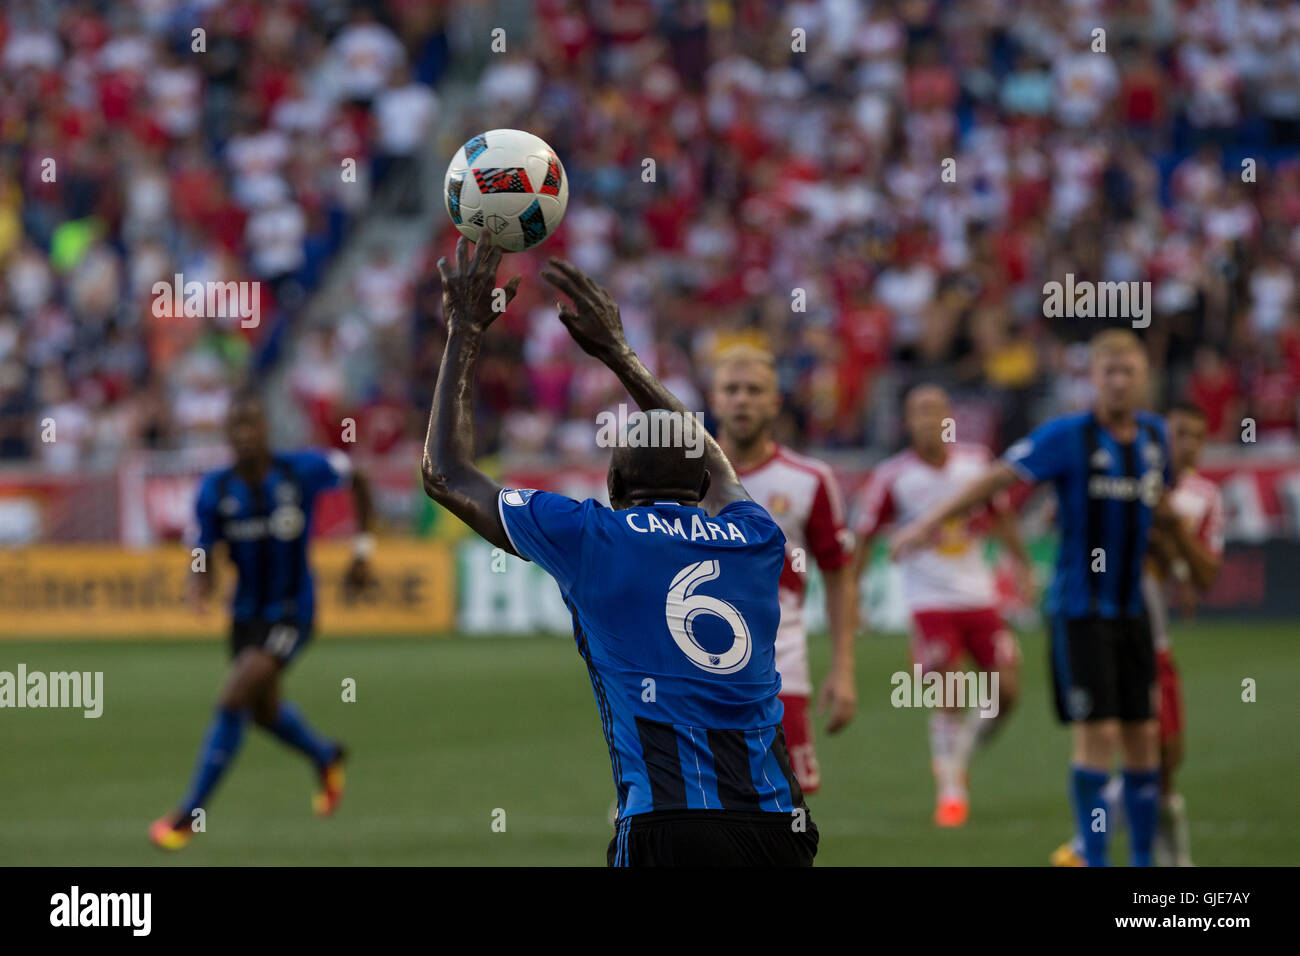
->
xmin=443 ymin=129 xmax=568 ymax=252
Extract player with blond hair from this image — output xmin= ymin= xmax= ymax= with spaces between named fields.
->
xmin=708 ymin=344 xmax=857 ymax=794
xmin=892 ymin=330 xmax=1205 ymax=865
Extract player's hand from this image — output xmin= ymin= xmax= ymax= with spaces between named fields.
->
xmin=436 ymin=236 xmax=522 ymax=336
xmin=889 ymin=518 xmax=934 ymax=560
xmin=1153 ymin=491 xmax=1180 ymax=530
xmin=186 ymin=571 xmax=213 ymax=616
xmin=817 ymin=665 xmax=857 ymax=734
xmin=342 ymin=557 xmax=377 ymax=600
xmin=540 ymin=257 xmax=630 ymax=363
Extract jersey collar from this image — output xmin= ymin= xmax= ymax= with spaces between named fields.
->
xmin=732 ymin=443 xmax=780 ymax=477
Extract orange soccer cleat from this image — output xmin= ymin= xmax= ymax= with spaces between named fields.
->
xmin=934 ymin=795 xmax=970 ymax=828
xmin=312 ymin=747 xmax=347 ymax=817
xmin=1050 ymin=841 xmax=1086 ymax=867
xmin=148 ymin=813 xmax=195 ymax=851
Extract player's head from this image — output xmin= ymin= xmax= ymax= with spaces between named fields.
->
xmin=902 ymin=383 xmax=951 ymax=454
xmin=709 ymin=345 xmax=779 ymax=449
xmin=1089 ymin=329 xmax=1149 ymax=416
xmin=606 ymin=409 xmax=710 ymax=510
xmin=1167 ymin=400 xmax=1208 ymax=474
xmin=226 ymin=391 xmax=270 ymax=464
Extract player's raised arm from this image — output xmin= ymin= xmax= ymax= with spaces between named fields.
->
xmin=421 ymin=236 xmax=522 ymax=553
xmin=889 ymin=461 xmax=1021 ymax=560
xmin=989 ymin=494 xmax=1038 ymax=603
xmin=541 ymin=257 xmax=749 ymax=513
xmin=343 ymin=462 xmax=378 ymax=596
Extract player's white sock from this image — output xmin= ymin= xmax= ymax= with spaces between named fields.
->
xmin=1161 ymin=792 xmax=1193 ymax=867
xmin=951 ymin=711 xmax=980 ymax=785
xmin=962 ymin=707 xmax=1001 ymax=755
xmin=929 ymin=711 xmax=967 ymax=800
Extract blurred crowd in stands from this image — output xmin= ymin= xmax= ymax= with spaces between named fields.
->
xmin=4 ymin=0 xmax=1300 ymax=472
xmin=0 ymin=0 xmax=444 ymax=468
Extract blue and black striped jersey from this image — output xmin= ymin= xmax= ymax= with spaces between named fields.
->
xmin=194 ymin=450 xmax=348 ymax=627
xmin=1004 ymin=409 xmax=1172 ymax=620
xmin=499 ymin=489 xmax=805 ymax=820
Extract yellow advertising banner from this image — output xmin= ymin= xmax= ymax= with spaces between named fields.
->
xmin=0 ymin=539 xmax=454 ymax=639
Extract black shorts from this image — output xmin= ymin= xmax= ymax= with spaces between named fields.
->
xmin=230 ymin=619 xmax=310 ymax=664
xmin=607 ymin=809 xmax=818 ymax=867
xmin=1050 ymin=615 xmax=1156 ymax=724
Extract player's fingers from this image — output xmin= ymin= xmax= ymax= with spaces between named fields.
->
xmin=547 ymin=257 xmax=594 ymax=294
xmin=546 ymin=256 xmax=579 ymax=278
xmin=456 ymin=235 xmax=469 ymax=274
xmin=556 ymin=302 xmax=580 ymax=327
xmin=540 ymin=269 xmax=579 ymax=299
xmin=503 ymin=274 xmax=523 ymax=304
xmin=436 ymin=256 xmax=451 ymax=284
xmin=481 ymin=239 xmax=505 ymax=275
xmin=540 ymin=264 xmax=576 ymax=289
xmin=470 ymin=235 xmax=489 ymax=273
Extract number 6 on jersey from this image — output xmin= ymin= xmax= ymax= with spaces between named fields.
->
xmin=665 ymin=560 xmax=752 ymax=674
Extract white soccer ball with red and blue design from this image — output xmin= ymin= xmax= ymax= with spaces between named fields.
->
xmin=443 ymin=129 xmax=568 ymax=252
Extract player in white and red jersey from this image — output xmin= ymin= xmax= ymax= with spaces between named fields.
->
xmin=853 ymin=384 xmax=1034 ymax=826
xmin=1052 ymin=401 xmax=1224 ymax=867
xmin=709 ymin=345 xmax=857 ymax=795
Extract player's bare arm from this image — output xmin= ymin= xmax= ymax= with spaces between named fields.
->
xmin=890 ymin=461 xmax=1022 ymax=559
xmin=990 ymin=503 xmax=1037 ymax=601
xmin=421 ymin=236 xmax=523 ymax=553
xmin=541 ymin=257 xmax=750 ymax=512
xmin=343 ymin=465 xmax=378 ymax=597
xmin=817 ymin=563 xmax=858 ymax=734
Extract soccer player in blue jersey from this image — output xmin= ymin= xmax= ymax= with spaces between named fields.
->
xmin=149 ymin=393 xmax=376 ymax=850
xmin=891 ymin=329 xmax=1204 ymax=866
xmin=422 ymin=237 xmax=817 ymax=866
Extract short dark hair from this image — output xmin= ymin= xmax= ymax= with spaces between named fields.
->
xmin=607 ymin=410 xmax=709 ymax=506
xmin=1167 ymin=399 xmax=1206 ymax=420
xmin=902 ymin=381 xmax=948 ymax=405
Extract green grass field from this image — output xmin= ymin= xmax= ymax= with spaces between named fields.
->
xmin=0 ymin=621 xmax=1295 ymax=866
